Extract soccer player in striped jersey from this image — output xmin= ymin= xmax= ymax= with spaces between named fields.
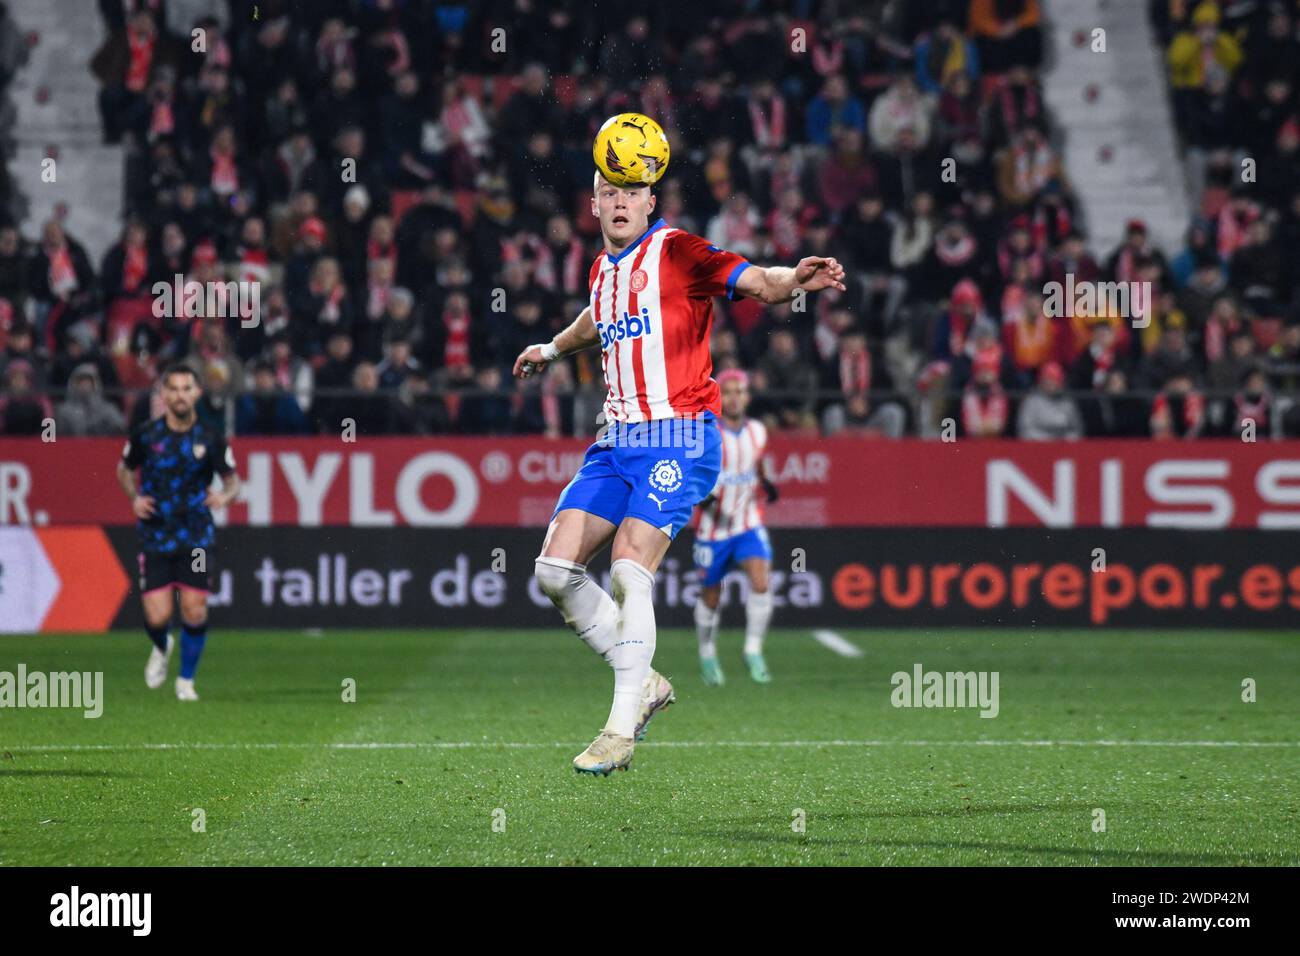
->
xmin=692 ymin=368 xmax=778 ymax=686
xmin=514 ymin=173 xmax=845 ymax=775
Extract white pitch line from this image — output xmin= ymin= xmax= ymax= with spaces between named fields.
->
xmin=4 ymin=739 xmax=1298 ymax=754
xmin=811 ymin=629 xmax=863 ymax=658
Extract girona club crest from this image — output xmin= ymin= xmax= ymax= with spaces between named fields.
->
xmin=630 ymin=269 xmax=649 ymax=293
xmin=648 ymin=458 xmax=683 ymax=494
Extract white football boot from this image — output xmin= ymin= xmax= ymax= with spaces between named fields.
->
xmin=175 ymin=677 xmax=200 ymax=701
xmin=634 ymin=670 xmax=676 ymax=741
xmin=573 ymin=730 xmax=635 ymax=775
xmin=145 ymin=634 xmax=174 ymax=689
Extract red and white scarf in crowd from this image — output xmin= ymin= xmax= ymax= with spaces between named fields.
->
xmin=1032 ymin=203 xmax=1072 ymax=248
xmin=813 ymin=310 xmax=840 ymax=363
xmin=123 ymin=243 xmax=148 ymax=293
xmin=48 ymin=245 xmax=78 ymax=298
xmin=149 ymin=97 xmax=174 ymax=138
xmin=1153 ymin=391 xmax=1204 ymax=434
xmin=367 ymin=239 xmax=397 ymax=272
xmin=839 ymin=348 xmax=871 ymax=399
xmin=812 ymin=38 xmax=843 ymax=76
xmin=720 ymin=207 xmax=757 ymax=251
xmin=936 ymin=231 xmax=977 ymax=269
xmin=316 ymin=32 xmax=353 ymax=73
xmin=1087 ymin=342 xmax=1115 ymax=388
xmin=126 ymin=25 xmax=155 ymax=92
xmin=382 ymin=29 xmax=410 ymax=75
xmin=1234 ymin=392 xmax=1270 ymax=433
xmin=208 ymin=36 xmax=232 ymax=69
xmin=442 ymin=306 xmax=471 ymax=370
xmin=997 ymin=241 xmax=1044 ymax=281
xmin=318 ymin=283 xmax=344 ymax=324
xmin=441 ymin=96 xmax=476 ymax=142
xmin=239 ymin=246 xmax=270 ymax=286
xmin=767 ymin=162 xmax=799 ymax=209
xmin=210 ymin=146 xmax=239 ymax=196
xmin=539 ymin=369 xmax=562 ymax=436
xmin=367 ymin=278 xmax=392 ymax=321
xmin=766 ymin=208 xmax=801 ymax=261
xmin=962 ymin=386 xmax=1008 ymax=435
xmin=998 ymin=78 xmax=1040 ymax=132
xmin=274 ymin=358 xmax=295 ymax=393
xmin=1010 ymin=140 xmax=1054 ymax=199
xmin=748 ymin=95 xmax=786 ymax=149
xmin=535 ymin=238 xmax=585 ymax=295
xmin=1215 ymin=203 xmax=1253 ymax=260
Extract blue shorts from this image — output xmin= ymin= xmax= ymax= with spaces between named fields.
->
xmin=692 ymin=527 xmax=773 ymax=586
xmin=551 ymin=414 xmax=722 ymax=540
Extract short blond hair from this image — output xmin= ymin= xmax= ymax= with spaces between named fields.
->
xmin=593 ymin=172 xmax=650 ymax=195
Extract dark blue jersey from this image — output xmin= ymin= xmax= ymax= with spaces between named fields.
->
xmin=122 ymin=417 xmax=235 ymax=554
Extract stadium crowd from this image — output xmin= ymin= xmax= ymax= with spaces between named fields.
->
xmin=0 ymin=0 xmax=1296 ymax=440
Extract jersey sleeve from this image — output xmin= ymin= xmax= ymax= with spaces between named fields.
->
xmin=121 ymin=426 xmax=147 ymax=469
xmin=211 ymin=435 xmax=236 ymax=477
xmin=668 ymin=232 xmax=752 ymax=301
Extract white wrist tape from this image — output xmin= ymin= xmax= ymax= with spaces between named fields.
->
xmin=539 ymin=341 xmax=560 ymax=362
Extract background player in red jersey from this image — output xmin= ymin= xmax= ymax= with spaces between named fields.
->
xmin=513 ymin=174 xmax=844 ymax=775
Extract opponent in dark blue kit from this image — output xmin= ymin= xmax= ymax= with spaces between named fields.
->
xmin=116 ymin=363 xmax=240 ymax=701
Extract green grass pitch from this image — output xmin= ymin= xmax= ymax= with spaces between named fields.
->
xmin=1 ymin=628 xmax=1297 ymax=866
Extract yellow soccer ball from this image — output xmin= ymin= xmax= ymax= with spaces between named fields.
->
xmin=593 ymin=113 xmax=670 ymax=187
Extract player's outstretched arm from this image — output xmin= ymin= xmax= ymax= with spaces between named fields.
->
xmin=734 ymin=256 xmax=847 ymax=305
xmin=513 ymin=306 xmax=599 ymax=379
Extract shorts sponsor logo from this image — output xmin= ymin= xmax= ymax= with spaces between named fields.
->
xmin=649 ymin=459 xmax=683 ymax=494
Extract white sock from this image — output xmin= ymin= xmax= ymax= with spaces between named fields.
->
xmin=534 ymin=557 xmax=618 ymax=662
xmin=604 ymin=558 xmax=657 ymax=738
xmin=743 ymin=589 xmax=773 ymax=656
xmin=694 ymin=600 xmax=720 ymax=657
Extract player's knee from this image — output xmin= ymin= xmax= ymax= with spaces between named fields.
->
xmin=180 ymin=612 xmax=208 ymax=629
xmin=535 ymin=556 xmax=581 ymax=604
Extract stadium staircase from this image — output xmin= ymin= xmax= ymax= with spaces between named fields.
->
xmin=1042 ymin=0 xmax=1191 ymax=258
xmin=10 ymin=0 xmax=123 ymax=261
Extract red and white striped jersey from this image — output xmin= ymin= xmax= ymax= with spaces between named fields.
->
xmin=588 ymin=220 xmax=751 ymax=423
xmin=697 ymin=418 xmax=768 ymax=541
